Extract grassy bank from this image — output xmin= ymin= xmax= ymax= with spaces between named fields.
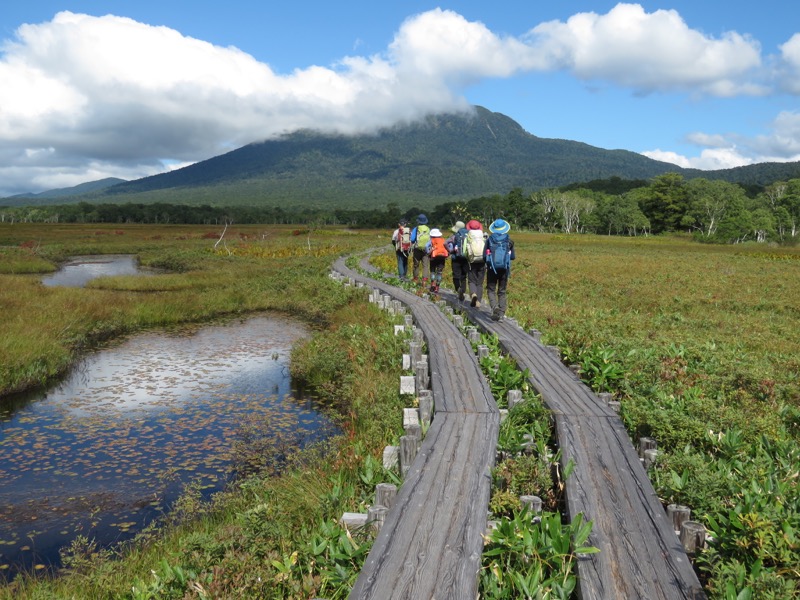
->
xmin=1 ymin=223 xmax=409 ymax=598
xmin=0 ymin=223 xmax=378 ymax=396
xmin=375 ymin=232 xmax=800 ymax=597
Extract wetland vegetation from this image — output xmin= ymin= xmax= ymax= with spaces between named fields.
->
xmin=1 ymin=222 xmax=798 ymax=598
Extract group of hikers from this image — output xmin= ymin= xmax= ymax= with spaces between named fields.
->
xmin=391 ymin=213 xmax=515 ymax=322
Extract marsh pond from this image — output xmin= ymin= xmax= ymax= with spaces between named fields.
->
xmin=0 ymin=258 xmax=335 ymax=578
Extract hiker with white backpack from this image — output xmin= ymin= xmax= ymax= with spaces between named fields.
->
xmin=445 ymin=220 xmax=468 ymax=302
xmin=484 ymin=219 xmax=516 ymax=321
xmin=464 ymin=219 xmax=487 ymax=308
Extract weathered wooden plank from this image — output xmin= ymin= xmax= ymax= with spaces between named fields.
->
xmin=349 ymin=412 xmax=499 ymax=600
xmin=335 ymin=257 xmax=501 ymax=599
xmin=449 ymin=290 xmax=707 ymax=599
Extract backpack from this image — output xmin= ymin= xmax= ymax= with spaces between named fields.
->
xmin=414 ymin=225 xmax=430 ymax=249
xmin=451 ymin=228 xmax=468 ymax=258
xmin=429 ymin=237 xmax=449 ymax=258
xmin=486 ymin=233 xmax=512 ymax=273
xmin=396 ymin=226 xmax=411 ymax=253
xmin=465 ymin=230 xmax=485 ymax=263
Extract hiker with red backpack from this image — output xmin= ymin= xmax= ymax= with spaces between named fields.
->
xmin=464 ymin=219 xmax=487 ymax=308
xmin=425 ymin=228 xmax=449 ymax=295
xmin=391 ymin=217 xmax=411 ymax=279
xmin=410 ymin=214 xmax=431 ymax=287
xmin=484 ymin=219 xmax=516 ymax=321
xmin=445 ymin=220 xmax=468 ymax=302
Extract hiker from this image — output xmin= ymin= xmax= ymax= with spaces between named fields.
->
xmin=391 ymin=218 xmax=411 ymax=279
xmin=484 ymin=218 xmax=516 ymax=321
xmin=445 ymin=221 xmax=468 ymax=302
xmin=464 ymin=219 xmax=487 ymax=308
xmin=426 ymin=228 xmax=449 ymax=294
xmin=410 ymin=214 xmax=431 ymax=286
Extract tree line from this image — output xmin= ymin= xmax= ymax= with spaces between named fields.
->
xmin=2 ymin=174 xmax=798 ymax=245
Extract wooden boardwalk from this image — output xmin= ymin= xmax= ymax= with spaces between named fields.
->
xmin=336 ymin=255 xmax=706 ymax=599
xmin=335 ymin=257 xmax=499 ymax=600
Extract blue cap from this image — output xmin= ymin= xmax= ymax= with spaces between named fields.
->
xmin=417 ymin=213 xmax=428 ymax=225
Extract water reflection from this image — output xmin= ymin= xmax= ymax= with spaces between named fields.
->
xmin=42 ymin=255 xmax=144 ymax=287
xmin=0 ymin=315 xmax=333 ymax=578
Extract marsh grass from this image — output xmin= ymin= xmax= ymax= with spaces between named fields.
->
xmin=0 ymin=223 xmax=382 ymax=395
xmin=0 ymin=225 xmax=405 ymax=599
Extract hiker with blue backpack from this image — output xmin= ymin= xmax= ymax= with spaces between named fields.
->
xmin=484 ymin=219 xmax=516 ymax=321
xmin=445 ymin=220 xmax=468 ymax=302
xmin=410 ymin=214 xmax=431 ymax=287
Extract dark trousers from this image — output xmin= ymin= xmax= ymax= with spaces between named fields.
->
xmin=451 ymin=258 xmax=468 ymax=297
xmin=467 ymin=261 xmax=486 ymax=303
xmin=412 ymin=248 xmax=430 ymax=280
xmin=430 ymin=256 xmax=446 ymax=287
xmin=486 ymin=268 xmax=509 ymax=316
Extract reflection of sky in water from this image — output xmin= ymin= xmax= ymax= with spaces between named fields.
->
xmin=41 ymin=255 xmax=142 ymax=287
xmin=0 ymin=316 xmax=332 ymax=577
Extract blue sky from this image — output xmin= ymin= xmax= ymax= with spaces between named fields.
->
xmin=1 ymin=1 xmax=799 ymax=196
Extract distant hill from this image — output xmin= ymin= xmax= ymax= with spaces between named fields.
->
xmin=4 ymin=106 xmax=800 ymax=210
xmin=7 ymin=178 xmax=127 ymax=202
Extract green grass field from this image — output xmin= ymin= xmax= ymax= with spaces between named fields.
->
xmin=2 ymin=223 xmax=798 ymax=598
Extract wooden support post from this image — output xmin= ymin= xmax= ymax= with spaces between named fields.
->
xmin=569 ymin=364 xmax=581 ymax=377
xmin=375 ymin=483 xmax=397 ymax=509
xmin=340 ymin=512 xmax=368 ymax=528
xmin=399 ymin=375 xmax=416 ymax=395
xmin=528 ymin=328 xmax=541 ymax=342
xmin=418 ymin=391 xmax=433 ymax=426
xmin=444 ymin=306 xmax=454 ymax=318
xmin=453 ymin=315 xmax=464 ymax=329
xmin=643 ymin=448 xmax=659 ymax=469
xmin=546 ymin=345 xmax=560 ymax=360
xmin=382 ymin=445 xmax=399 ymax=470
xmin=412 ymin=328 xmax=424 ymax=343
xmin=405 ymin=423 xmax=422 ymax=441
xmin=400 ymin=435 xmax=418 ymax=477
xmin=667 ymin=504 xmax=692 ymax=534
xmin=499 ymin=409 xmax=508 ymax=422
xmin=477 ymin=344 xmax=490 ymax=359
xmin=394 ymin=325 xmax=405 ymax=336
xmin=402 ymin=354 xmax=411 ymax=370
xmin=404 ymin=314 xmax=414 ymax=328
xmin=415 ymin=360 xmax=429 ymax=392
xmin=680 ymin=521 xmax=706 ymax=554
xmin=367 ymin=505 xmax=389 ymax=532
xmin=507 ymin=389 xmax=523 ymax=410
xmin=403 ymin=407 xmax=420 ymax=430
xmin=639 ymin=437 xmax=657 ymax=459
xmin=520 ymin=495 xmax=543 ymax=513
xmin=409 ymin=341 xmax=423 ymax=366
xmin=599 ymin=392 xmax=613 ymax=404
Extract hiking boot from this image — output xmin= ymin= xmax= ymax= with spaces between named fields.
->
xmin=491 ymin=307 xmax=502 ymax=321
xmin=458 ymin=291 xmax=465 ymax=302
xmin=470 ymin=294 xmax=478 ymax=307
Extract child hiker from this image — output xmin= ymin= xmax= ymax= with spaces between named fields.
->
xmin=426 ymin=228 xmax=449 ymax=295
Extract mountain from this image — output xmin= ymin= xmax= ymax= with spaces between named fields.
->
xmin=94 ymin=106 xmax=685 ymax=209
xmin=7 ymin=178 xmax=127 ymax=202
xmin=5 ymin=107 xmax=800 ymax=210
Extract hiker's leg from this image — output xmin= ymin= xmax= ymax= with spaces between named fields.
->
xmin=486 ymin=269 xmax=499 ymax=311
xmin=396 ymin=251 xmax=407 ymax=278
xmin=497 ymin=272 xmax=508 ymax=315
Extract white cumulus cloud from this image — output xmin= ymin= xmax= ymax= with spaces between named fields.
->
xmin=0 ymin=4 xmax=792 ymax=195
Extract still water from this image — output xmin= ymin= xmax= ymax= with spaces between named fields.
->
xmin=41 ymin=255 xmax=145 ymax=287
xmin=0 ymin=315 xmax=333 ymax=578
